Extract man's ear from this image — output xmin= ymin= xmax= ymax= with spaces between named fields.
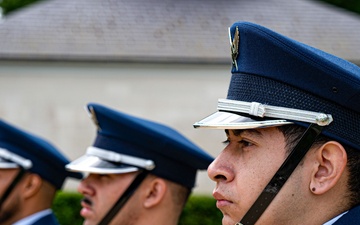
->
xmin=309 ymin=141 xmax=347 ymax=195
xmin=143 ymin=178 xmax=167 ymax=208
xmin=22 ymin=173 xmax=43 ymax=199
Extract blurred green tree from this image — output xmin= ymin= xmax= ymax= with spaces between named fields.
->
xmin=315 ymin=0 xmax=360 ymax=14
xmin=1 ymin=0 xmax=360 ymax=16
xmin=0 ymin=0 xmax=42 ymax=15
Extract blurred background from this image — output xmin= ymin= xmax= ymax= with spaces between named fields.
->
xmin=0 ymin=0 xmax=359 ymax=194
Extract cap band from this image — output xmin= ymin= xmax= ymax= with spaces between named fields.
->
xmin=87 ymin=146 xmax=155 ymax=171
xmin=0 ymin=148 xmax=32 ymax=169
xmin=218 ymin=99 xmax=333 ymax=126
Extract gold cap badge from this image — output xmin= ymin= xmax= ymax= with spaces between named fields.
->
xmin=229 ymin=26 xmax=239 ymax=70
xmin=89 ymin=106 xmax=101 ymax=131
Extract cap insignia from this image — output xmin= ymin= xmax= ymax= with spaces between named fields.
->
xmin=229 ymin=26 xmax=239 ymax=70
xmin=89 ymin=107 xmax=101 ymax=131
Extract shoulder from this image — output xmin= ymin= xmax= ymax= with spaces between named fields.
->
xmin=333 ymin=205 xmax=360 ymax=225
xmin=31 ymin=212 xmax=60 ymax=225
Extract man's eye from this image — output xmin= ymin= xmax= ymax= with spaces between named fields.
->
xmin=97 ymin=174 xmax=109 ymax=179
xmin=239 ymin=140 xmax=253 ymax=147
xmin=222 ymin=139 xmax=230 ymax=144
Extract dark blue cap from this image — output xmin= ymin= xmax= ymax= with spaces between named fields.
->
xmin=66 ymin=103 xmax=214 ymax=188
xmin=0 ymin=119 xmax=82 ymax=189
xmin=194 ymin=21 xmax=360 ymax=151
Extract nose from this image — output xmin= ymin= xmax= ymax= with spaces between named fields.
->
xmin=207 ymin=149 xmax=234 ymax=183
xmin=77 ymin=175 xmax=95 ymax=196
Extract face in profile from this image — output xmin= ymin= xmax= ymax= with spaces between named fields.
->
xmin=77 ymin=171 xmax=140 ymax=225
xmin=207 ymin=128 xmax=299 ymax=225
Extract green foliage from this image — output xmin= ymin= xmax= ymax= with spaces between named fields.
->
xmin=52 ymin=192 xmax=84 ymax=225
xmin=1 ymin=0 xmax=360 ymax=17
xmin=179 ymin=195 xmax=223 ymax=225
xmin=0 ymin=0 xmax=43 ymax=15
xmin=317 ymin=0 xmax=360 ymax=14
xmin=52 ymin=192 xmax=222 ymax=225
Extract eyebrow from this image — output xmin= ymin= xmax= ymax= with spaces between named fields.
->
xmin=225 ymin=129 xmax=263 ymax=138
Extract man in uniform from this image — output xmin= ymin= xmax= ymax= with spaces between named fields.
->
xmin=194 ymin=21 xmax=360 ymax=224
xmin=0 ymin=119 xmax=82 ymax=225
xmin=66 ymin=103 xmax=214 ymax=225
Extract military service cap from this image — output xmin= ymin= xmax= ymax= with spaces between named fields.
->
xmin=0 ymin=119 xmax=82 ymax=189
xmin=66 ymin=103 xmax=214 ymax=188
xmin=194 ymin=21 xmax=360 ymax=151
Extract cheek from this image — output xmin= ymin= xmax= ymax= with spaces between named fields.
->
xmin=254 ymin=150 xmax=284 ymax=173
xmin=0 ymin=183 xmax=6 ymax=193
xmin=0 ymin=184 xmax=21 ymax=211
xmin=240 ymin=145 xmax=284 ymax=173
xmin=236 ymin=147 xmax=287 ymax=195
xmin=94 ymin=183 xmax=125 ymax=218
xmin=0 ymin=175 xmax=14 ymax=191
xmin=99 ymin=177 xmax=135 ymax=205
xmin=102 ymin=184 xmax=126 ymax=201
xmin=236 ymin=156 xmax=277 ymax=193
xmin=254 ymin=137 xmax=288 ymax=178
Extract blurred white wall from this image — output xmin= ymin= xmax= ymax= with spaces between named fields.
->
xmin=0 ymin=61 xmax=231 ymax=194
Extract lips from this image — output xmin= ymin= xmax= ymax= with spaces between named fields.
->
xmin=82 ymin=197 xmax=93 ymax=206
xmin=80 ymin=197 xmax=93 ymax=218
xmin=213 ymin=191 xmax=233 ymax=208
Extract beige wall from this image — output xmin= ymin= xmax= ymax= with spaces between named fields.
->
xmin=0 ymin=61 xmax=231 ymax=194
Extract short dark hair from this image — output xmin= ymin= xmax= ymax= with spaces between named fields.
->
xmin=166 ymin=179 xmax=191 ymax=218
xmin=277 ymin=125 xmax=360 ymax=207
xmin=169 ymin=181 xmax=191 ymax=208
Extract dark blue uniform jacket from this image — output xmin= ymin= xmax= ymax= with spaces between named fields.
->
xmin=333 ymin=205 xmax=360 ymax=225
xmin=31 ymin=212 xmax=59 ymax=225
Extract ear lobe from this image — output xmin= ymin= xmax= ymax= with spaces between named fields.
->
xmin=310 ymin=141 xmax=347 ymax=195
xmin=143 ymin=178 xmax=167 ymax=208
xmin=22 ymin=173 xmax=43 ymax=198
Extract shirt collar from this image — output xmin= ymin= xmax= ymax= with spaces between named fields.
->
xmin=13 ymin=209 xmax=52 ymax=225
xmin=323 ymin=211 xmax=348 ymax=225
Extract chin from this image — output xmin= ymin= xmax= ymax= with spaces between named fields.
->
xmin=82 ymin=219 xmax=98 ymax=225
xmin=222 ymin=214 xmax=238 ymax=225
